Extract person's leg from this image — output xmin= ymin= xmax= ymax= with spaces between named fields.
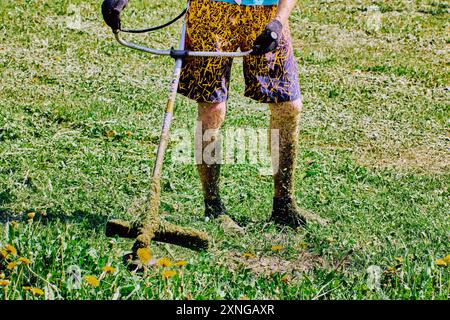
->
xmin=176 ymin=1 xmax=243 ymax=222
xmin=196 ymin=101 xmax=227 ymax=218
xmin=269 ymin=98 xmax=306 ymax=228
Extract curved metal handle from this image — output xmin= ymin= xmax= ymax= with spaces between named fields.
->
xmin=114 ymin=32 xmax=252 ymax=58
xmin=115 ymin=32 xmax=170 ymax=55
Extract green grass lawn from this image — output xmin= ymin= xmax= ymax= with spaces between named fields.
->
xmin=0 ymin=0 xmax=448 ymax=300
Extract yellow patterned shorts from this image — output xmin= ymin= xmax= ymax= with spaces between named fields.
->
xmin=177 ymin=0 xmax=301 ymax=103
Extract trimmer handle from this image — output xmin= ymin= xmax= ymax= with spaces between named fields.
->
xmin=102 ymin=0 xmax=253 ymax=58
xmin=101 ymin=0 xmax=129 ymax=33
xmin=114 ymin=32 xmax=252 ymax=58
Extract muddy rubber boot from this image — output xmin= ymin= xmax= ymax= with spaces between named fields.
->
xmin=270 ymin=196 xmax=307 ymax=229
xmin=204 ymin=198 xmax=227 ymax=219
xmin=204 ymin=199 xmax=245 ymax=236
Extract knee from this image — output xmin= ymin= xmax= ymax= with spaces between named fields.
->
xmin=198 ymin=102 xmax=227 ymax=129
xmin=199 ymin=102 xmax=227 ymax=114
xmin=270 ymin=98 xmax=303 ymax=119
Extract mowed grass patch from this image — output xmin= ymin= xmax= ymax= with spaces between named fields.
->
xmin=0 ymin=0 xmax=448 ymax=299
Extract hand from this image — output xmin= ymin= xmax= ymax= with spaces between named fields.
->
xmin=252 ymin=19 xmax=283 ymax=55
xmin=102 ymin=0 xmax=129 ymax=32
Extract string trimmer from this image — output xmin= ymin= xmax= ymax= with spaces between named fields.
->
xmin=101 ymin=1 xmax=252 ymax=268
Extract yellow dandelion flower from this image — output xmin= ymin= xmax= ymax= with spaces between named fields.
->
xmin=295 ymin=241 xmax=308 ymax=250
xmin=281 ymin=275 xmax=290 ymax=284
xmin=18 ymin=257 xmax=32 ymax=265
xmin=30 ymin=288 xmax=44 ymax=296
xmin=84 ymin=275 xmax=100 ymax=287
xmin=435 ymin=259 xmax=447 ymax=267
xmin=240 ymin=295 xmax=250 ymax=300
xmin=136 ymin=248 xmax=152 ymax=265
xmin=0 ymin=250 xmax=8 ymax=259
xmin=102 ymin=266 xmax=117 ymax=274
xmin=173 ymin=260 xmax=188 ymax=267
xmin=271 ymin=245 xmax=284 ymax=251
xmin=384 ymin=266 xmax=397 ymax=275
xmin=27 ymin=212 xmax=35 ymax=220
xmin=395 ymin=257 xmax=404 ymax=264
xmin=10 ymin=221 xmax=19 ymax=228
xmin=7 ymin=261 xmax=18 ymax=270
xmin=0 ymin=273 xmax=5 ymax=279
xmin=106 ymin=130 xmax=116 ymax=138
xmin=443 ymin=255 xmax=450 ymax=265
xmin=325 ymin=237 xmax=334 ymax=243
xmin=156 ymin=257 xmax=172 ymax=267
xmin=5 ymin=244 xmax=17 ymax=256
xmin=242 ymin=252 xmax=256 ymax=259
xmin=0 ymin=280 xmax=11 ymax=286
xmin=161 ymin=270 xmax=177 ymax=279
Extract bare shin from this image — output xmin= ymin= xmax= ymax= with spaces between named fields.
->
xmin=196 ymin=102 xmax=226 ymax=201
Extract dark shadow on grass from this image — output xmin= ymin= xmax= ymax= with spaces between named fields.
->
xmin=0 ymin=209 xmax=15 ymax=223
xmin=0 ymin=207 xmax=109 ymax=233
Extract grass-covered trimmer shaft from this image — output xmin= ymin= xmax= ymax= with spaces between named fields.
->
xmin=106 ymin=219 xmax=209 ymax=251
xmin=102 ymin=1 xmax=252 ymax=265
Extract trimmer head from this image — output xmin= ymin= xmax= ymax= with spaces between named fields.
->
xmin=106 ymin=219 xmax=209 ymax=251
